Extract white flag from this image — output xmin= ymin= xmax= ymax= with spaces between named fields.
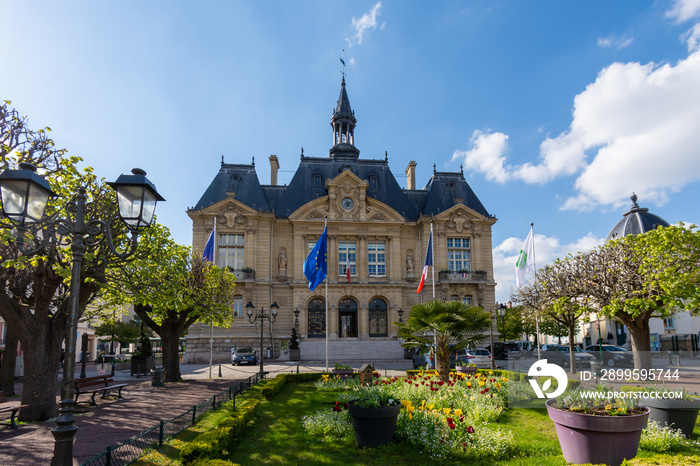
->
xmin=515 ymin=228 xmax=534 ymax=288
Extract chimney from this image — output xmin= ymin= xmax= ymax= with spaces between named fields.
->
xmin=405 ymin=161 xmax=417 ymax=190
xmin=269 ymin=155 xmax=279 ymax=186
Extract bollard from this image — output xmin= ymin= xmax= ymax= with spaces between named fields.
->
xmin=219 ymin=364 xmax=222 ymax=378
xmin=158 ymin=420 xmax=164 ymax=446
xmin=105 ymin=445 xmax=112 ymax=466
xmin=677 ymin=355 xmax=682 ymax=367
xmin=669 ymin=351 xmax=673 ymax=364
xmin=296 ymin=362 xmax=300 ymax=374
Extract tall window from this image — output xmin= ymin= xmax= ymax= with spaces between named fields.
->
xmin=463 ymin=296 xmax=472 ymax=305
xmin=368 ymin=298 xmax=388 ymax=337
xmin=447 ymin=237 xmax=470 ymax=272
xmin=308 ymin=298 xmax=326 ymax=338
xmin=368 ymin=242 xmax=386 ymax=277
xmin=218 ymin=234 xmax=245 ymax=271
xmin=338 ymin=241 xmax=356 ymax=276
xmin=232 ymin=295 xmax=242 ymax=318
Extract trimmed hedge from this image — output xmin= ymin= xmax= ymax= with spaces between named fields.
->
xmin=282 ymin=372 xmax=330 ymax=383
xmin=260 ymin=375 xmax=287 ymax=400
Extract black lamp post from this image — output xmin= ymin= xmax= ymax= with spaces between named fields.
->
xmin=497 ymin=303 xmax=507 ymax=341
xmin=397 ymin=309 xmax=404 ymax=324
xmin=293 ymin=308 xmax=300 ymax=327
xmin=0 ymin=164 xmax=163 ymax=466
xmin=246 ymin=301 xmax=278 ymax=377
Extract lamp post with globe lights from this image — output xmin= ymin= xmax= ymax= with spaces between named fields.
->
xmin=245 ymin=301 xmax=278 ymax=377
xmin=0 ymin=163 xmax=164 ymax=466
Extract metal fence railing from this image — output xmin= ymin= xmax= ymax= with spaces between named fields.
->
xmin=80 ymin=371 xmax=264 ymax=466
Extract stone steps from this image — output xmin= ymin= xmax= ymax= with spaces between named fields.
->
xmin=298 ymin=340 xmax=403 ymax=362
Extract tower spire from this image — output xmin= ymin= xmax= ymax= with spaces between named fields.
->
xmin=329 ymin=71 xmax=359 ymax=159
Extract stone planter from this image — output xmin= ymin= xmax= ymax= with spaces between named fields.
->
xmin=347 ymin=399 xmax=401 ymax=448
xmin=546 ymin=399 xmax=649 ymax=466
xmin=643 ymin=397 xmax=700 ymax=438
xmin=289 ymin=349 xmax=301 ymax=361
xmin=332 ymin=369 xmax=355 ymax=380
xmin=455 ymin=366 xmax=477 ymax=374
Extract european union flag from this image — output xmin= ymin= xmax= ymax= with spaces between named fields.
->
xmin=202 ymin=224 xmax=216 ymax=262
xmin=304 ymin=225 xmax=328 ymax=291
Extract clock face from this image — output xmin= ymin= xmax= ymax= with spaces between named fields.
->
xmin=341 ymin=197 xmax=354 ymax=210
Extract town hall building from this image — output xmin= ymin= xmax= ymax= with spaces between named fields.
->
xmin=184 ymin=78 xmax=497 ymax=363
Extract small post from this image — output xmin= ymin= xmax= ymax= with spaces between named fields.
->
xmin=158 ymin=420 xmax=164 ymax=446
xmin=213 ymin=394 xmax=217 ymax=410
xmin=192 ymin=405 xmax=197 ymax=425
xmin=218 ymin=364 xmax=222 ymax=378
xmin=105 ymin=446 xmax=112 ymax=466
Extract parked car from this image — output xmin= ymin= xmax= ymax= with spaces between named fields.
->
xmin=488 ymin=342 xmax=521 ymax=360
xmin=542 ymin=345 xmax=596 ymax=369
xmin=457 ymin=348 xmax=491 ymax=368
xmin=510 ymin=340 xmax=535 ymax=352
xmin=584 ymin=345 xmax=634 ymax=367
xmin=231 ymin=347 xmax=257 ymax=365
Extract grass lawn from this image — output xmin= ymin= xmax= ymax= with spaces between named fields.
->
xmin=142 ymin=379 xmax=700 ymax=465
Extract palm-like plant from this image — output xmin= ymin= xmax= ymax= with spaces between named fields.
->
xmin=397 ymin=300 xmax=491 ymax=382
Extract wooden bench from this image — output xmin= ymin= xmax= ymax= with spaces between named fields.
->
xmin=74 ymin=375 xmax=127 ymax=406
xmin=0 ymin=391 xmax=28 ymax=429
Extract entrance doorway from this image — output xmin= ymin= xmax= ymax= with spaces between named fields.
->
xmin=338 ymin=298 xmax=358 ymax=338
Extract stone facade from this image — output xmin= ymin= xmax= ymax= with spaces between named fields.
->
xmin=185 ymin=80 xmax=497 ymax=363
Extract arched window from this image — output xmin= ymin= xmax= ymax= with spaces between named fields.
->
xmin=368 ymin=298 xmax=388 ymax=337
xmin=338 ymin=298 xmax=358 ymax=338
xmin=307 ymin=298 xmax=326 ymax=338
xmin=463 ymin=296 xmax=472 ymax=305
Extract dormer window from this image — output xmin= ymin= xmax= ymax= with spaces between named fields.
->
xmin=314 ymin=174 xmax=322 ymax=187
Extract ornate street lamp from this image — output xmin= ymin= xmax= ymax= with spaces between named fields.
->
xmin=246 ymin=301 xmax=278 ymax=376
xmin=0 ymin=164 xmax=163 ymax=466
xmin=497 ymin=303 xmax=507 ymax=340
xmin=397 ymin=309 xmax=404 ymax=324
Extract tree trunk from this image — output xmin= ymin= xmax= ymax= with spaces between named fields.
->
xmin=1 ymin=326 xmax=18 ymax=395
xmin=161 ymin=327 xmax=182 ymax=382
xmin=19 ymin=325 xmax=63 ymax=421
xmin=624 ymin=316 xmax=652 ymax=370
xmin=436 ymin=335 xmax=450 ymax=383
xmin=567 ymin=327 xmax=577 ymax=374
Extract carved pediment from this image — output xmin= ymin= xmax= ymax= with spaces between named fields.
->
xmin=437 ymin=204 xmax=494 ymax=232
xmin=195 ymin=198 xmax=258 ymax=228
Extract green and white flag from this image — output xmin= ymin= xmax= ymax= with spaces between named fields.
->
xmin=515 ymin=227 xmax=534 ymax=289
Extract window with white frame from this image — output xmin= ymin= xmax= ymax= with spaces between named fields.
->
xmin=447 ymin=237 xmax=470 ymax=272
xmin=232 ymin=295 xmax=242 ymax=318
xmin=338 ymin=241 xmax=356 ymax=276
xmin=218 ymin=234 xmax=245 ymax=271
xmin=463 ymin=296 xmax=472 ymax=305
xmin=368 ymin=241 xmax=386 ymax=277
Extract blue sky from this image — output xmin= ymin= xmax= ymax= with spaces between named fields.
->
xmin=2 ymin=1 xmax=699 ymax=304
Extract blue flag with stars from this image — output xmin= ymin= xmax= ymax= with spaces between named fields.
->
xmin=304 ymin=225 xmax=328 ymax=291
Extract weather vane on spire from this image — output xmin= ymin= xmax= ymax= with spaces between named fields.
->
xmin=340 ymin=49 xmax=347 ymax=82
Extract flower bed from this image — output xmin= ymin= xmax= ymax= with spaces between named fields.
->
xmin=303 ymin=370 xmax=515 ymax=460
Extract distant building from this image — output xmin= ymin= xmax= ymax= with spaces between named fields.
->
xmin=185 ymin=79 xmax=497 ymax=363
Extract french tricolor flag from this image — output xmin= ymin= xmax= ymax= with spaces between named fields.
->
xmin=416 ymin=230 xmax=433 ymax=293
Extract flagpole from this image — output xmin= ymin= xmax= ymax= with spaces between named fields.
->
xmin=430 ymin=221 xmax=435 ymax=300
xmin=531 ymin=223 xmax=541 ymax=361
xmin=209 ymin=216 xmax=217 ymax=379
xmin=324 ymin=217 xmax=329 ymax=373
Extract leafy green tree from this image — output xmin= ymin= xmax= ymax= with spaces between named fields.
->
xmin=583 ymin=223 xmax=700 ymax=370
xmin=496 ymin=305 xmax=525 ymax=342
xmin=104 ymin=226 xmax=237 ymax=381
xmin=396 ymin=300 xmax=491 ymax=382
xmin=0 ymin=102 xmax=128 ymax=420
xmin=93 ymin=318 xmax=141 ymax=349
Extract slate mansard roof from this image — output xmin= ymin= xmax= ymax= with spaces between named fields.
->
xmin=191 ymin=81 xmax=492 ymax=221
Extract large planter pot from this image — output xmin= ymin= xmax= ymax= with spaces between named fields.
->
xmin=130 ymin=357 xmax=154 ymax=376
xmin=289 ymin=349 xmax=301 ymax=361
xmin=347 ymin=399 xmax=401 ymax=448
xmin=455 ymin=366 xmax=477 ymax=374
xmin=643 ymin=398 xmax=700 ymax=438
xmin=546 ymin=399 xmax=649 ymax=466
xmin=332 ymin=369 xmax=355 ymax=380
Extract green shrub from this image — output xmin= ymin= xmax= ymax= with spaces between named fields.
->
xmin=639 ymin=421 xmax=689 ymax=452
xmin=260 ymin=375 xmax=287 ymax=400
xmin=193 ymin=460 xmax=240 ymax=466
xmin=179 ymin=441 xmax=213 ymax=464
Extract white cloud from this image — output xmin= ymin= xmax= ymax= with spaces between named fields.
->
xmin=492 ymin=232 xmax=604 ymax=303
xmin=351 ymin=2 xmax=383 ymax=45
xmin=451 ymin=130 xmax=509 ymax=183
xmin=597 ymin=35 xmax=634 ymax=49
xmin=683 ymin=23 xmax=700 ymax=51
xmin=459 ymin=49 xmax=700 ymax=210
xmin=666 ymin=0 xmax=700 ymax=23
